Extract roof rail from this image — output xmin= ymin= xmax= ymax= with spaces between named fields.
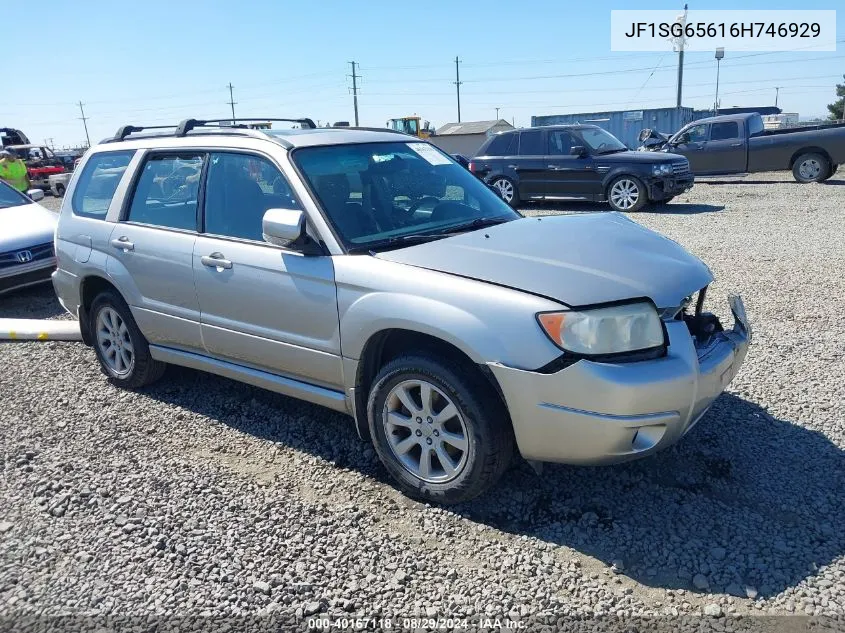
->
xmin=112 ymin=124 xmax=175 ymax=142
xmin=175 ymin=117 xmax=316 ymax=136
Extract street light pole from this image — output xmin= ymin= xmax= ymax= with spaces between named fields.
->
xmin=714 ymin=48 xmax=725 ymax=114
xmin=495 ymin=107 xmax=500 ymax=119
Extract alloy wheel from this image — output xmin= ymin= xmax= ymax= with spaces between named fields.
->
xmin=96 ymin=306 xmax=135 ymax=376
xmin=610 ymin=179 xmax=640 ymax=210
xmin=382 ymin=379 xmax=470 ymax=483
xmin=492 ymin=178 xmax=514 ymax=203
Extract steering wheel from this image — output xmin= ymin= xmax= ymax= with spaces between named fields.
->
xmin=406 ymin=196 xmax=442 ymax=218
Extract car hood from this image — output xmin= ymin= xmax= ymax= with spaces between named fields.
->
xmin=0 ymin=202 xmax=57 ymax=252
xmin=375 ymin=214 xmax=712 ymax=308
xmin=596 ymin=150 xmax=687 ymax=164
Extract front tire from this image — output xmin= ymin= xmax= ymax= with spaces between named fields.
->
xmin=490 ymin=176 xmax=518 ymax=208
xmin=367 ymin=355 xmax=513 ymax=505
xmin=792 ymin=153 xmax=829 ymax=183
xmin=607 ymin=176 xmax=647 ymax=212
xmin=89 ymin=290 xmax=166 ymax=389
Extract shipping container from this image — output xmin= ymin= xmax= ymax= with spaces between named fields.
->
xmin=532 ymin=108 xmax=696 ymax=149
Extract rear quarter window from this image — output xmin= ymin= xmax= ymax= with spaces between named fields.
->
xmin=71 ymin=150 xmax=135 ymax=219
xmin=484 ymin=133 xmax=517 ymax=156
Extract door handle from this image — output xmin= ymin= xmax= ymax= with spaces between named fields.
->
xmin=547 ymin=165 xmax=563 ymax=170
xmin=730 ymin=143 xmax=743 ymax=147
xmin=201 ymin=253 xmax=233 ymax=270
xmin=110 ymin=237 xmax=134 ymax=251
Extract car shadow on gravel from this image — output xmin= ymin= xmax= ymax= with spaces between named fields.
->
xmin=453 ymin=392 xmax=845 ymax=600
xmin=699 ymin=178 xmax=845 ymax=186
xmin=0 ymin=285 xmax=66 ymax=320
xmin=140 ymin=363 xmax=844 ymax=601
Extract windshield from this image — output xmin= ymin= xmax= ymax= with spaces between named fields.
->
xmin=0 ymin=180 xmax=29 ymax=209
xmin=293 ymin=141 xmax=520 ymax=250
xmin=579 ymin=127 xmax=628 ymax=153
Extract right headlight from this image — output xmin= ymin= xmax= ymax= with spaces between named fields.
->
xmin=537 ymin=302 xmax=665 ymax=356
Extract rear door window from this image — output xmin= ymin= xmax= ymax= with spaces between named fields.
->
xmin=518 ymin=130 xmax=544 ymax=156
xmin=71 ymin=150 xmax=135 ymax=218
xmin=126 ymin=153 xmax=204 ymax=231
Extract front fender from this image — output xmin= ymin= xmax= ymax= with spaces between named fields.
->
xmin=340 ymin=291 xmax=504 ymax=363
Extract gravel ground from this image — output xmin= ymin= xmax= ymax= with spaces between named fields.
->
xmin=1 ymin=175 xmax=844 ymax=631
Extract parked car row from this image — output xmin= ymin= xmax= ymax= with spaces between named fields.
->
xmin=464 ymin=111 xmax=843 ymax=211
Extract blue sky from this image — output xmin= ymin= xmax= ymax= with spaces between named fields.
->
xmin=4 ymin=0 xmax=842 ymax=148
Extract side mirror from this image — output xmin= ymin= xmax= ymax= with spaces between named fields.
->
xmin=262 ymin=208 xmax=305 ymax=247
xmin=569 ymin=145 xmax=587 ymax=157
xmin=27 ymin=189 xmax=45 ymax=202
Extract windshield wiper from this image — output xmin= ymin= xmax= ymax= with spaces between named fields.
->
xmin=347 ymin=232 xmax=452 ymax=254
xmin=440 ymin=215 xmax=512 ymax=235
xmin=595 ymin=148 xmax=628 ymax=155
xmin=346 ymin=216 xmax=513 ymax=254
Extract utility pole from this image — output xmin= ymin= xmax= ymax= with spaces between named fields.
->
xmin=714 ymin=48 xmax=725 ymax=114
xmin=77 ymin=101 xmax=91 ymax=148
xmin=227 ymin=83 xmax=237 ymax=125
xmin=774 ymin=86 xmax=782 ymax=107
xmin=349 ymin=61 xmax=360 ymax=127
xmin=495 ymin=107 xmax=500 ymax=120
xmin=673 ymin=4 xmax=688 ymax=108
xmin=454 ymin=57 xmax=462 ymax=122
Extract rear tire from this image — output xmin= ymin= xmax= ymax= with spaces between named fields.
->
xmin=367 ymin=354 xmax=513 ymax=505
xmin=820 ymin=164 xmax=838 ymax=182
xmin=792 ymin=153 xmax=829 ymax=183
xmin=607 ymin=175 xmax=647 ymax=212
xmin=89 ymin=290 xmax=166 ymax=389
xmin=55 ymin=183 xmax=66 ymax=196
xmin=490 ymin=176 xmax=519 ymax=208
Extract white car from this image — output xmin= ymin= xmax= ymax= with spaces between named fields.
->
xmin=49 ymin=172 xmax=73 ymax=197
xmin=0 ymin=182 xmax=57 ymax=295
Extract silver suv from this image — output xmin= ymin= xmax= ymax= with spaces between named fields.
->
xmin=53 ymin=118 xmax=750 ymax=504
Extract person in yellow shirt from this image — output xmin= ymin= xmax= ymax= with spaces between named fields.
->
xmin=0 ymin=149 xmax=30 ymax=192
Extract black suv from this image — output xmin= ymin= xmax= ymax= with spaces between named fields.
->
xmin=470 ymin=125 xmax=693 ymax=212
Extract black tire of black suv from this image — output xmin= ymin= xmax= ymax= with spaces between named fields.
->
xmin=606 ymin=175 xmax=647 ymax=213
xmin=490 ymin=176 xmax=519 ymax=208
xmin=89 ymin=290 xmax=166 ymax=389
xmin=792 ymin=153 xmax=830 ymax=183
xmin=366 ymin=354 xmax=514 ymax=505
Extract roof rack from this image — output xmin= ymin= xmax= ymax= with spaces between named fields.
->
xmin=175 ymin=117 xmax=316 ymax=136
xmin=107 ymin=117 xmax=316 ymax=143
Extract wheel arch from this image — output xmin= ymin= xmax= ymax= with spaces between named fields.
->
xmin=78 ymin=275 xmax=123 ymax=345
xmin=789 ymin=147 xmax=832 ymax=169
xmin=351 ymin=328 xmax=508 ymax=442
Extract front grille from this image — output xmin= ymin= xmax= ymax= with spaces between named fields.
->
xmin=672 ymin=161 xmax=690 ymax=176
xmin=0 ymin=242 xmax=54 ymax=270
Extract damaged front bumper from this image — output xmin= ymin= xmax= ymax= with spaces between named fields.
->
xmin=489 ymin=295 xmax=751 ymax=464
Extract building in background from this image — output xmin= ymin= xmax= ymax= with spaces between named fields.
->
xmin=430 ymin=119 xmax=515 ymax=156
